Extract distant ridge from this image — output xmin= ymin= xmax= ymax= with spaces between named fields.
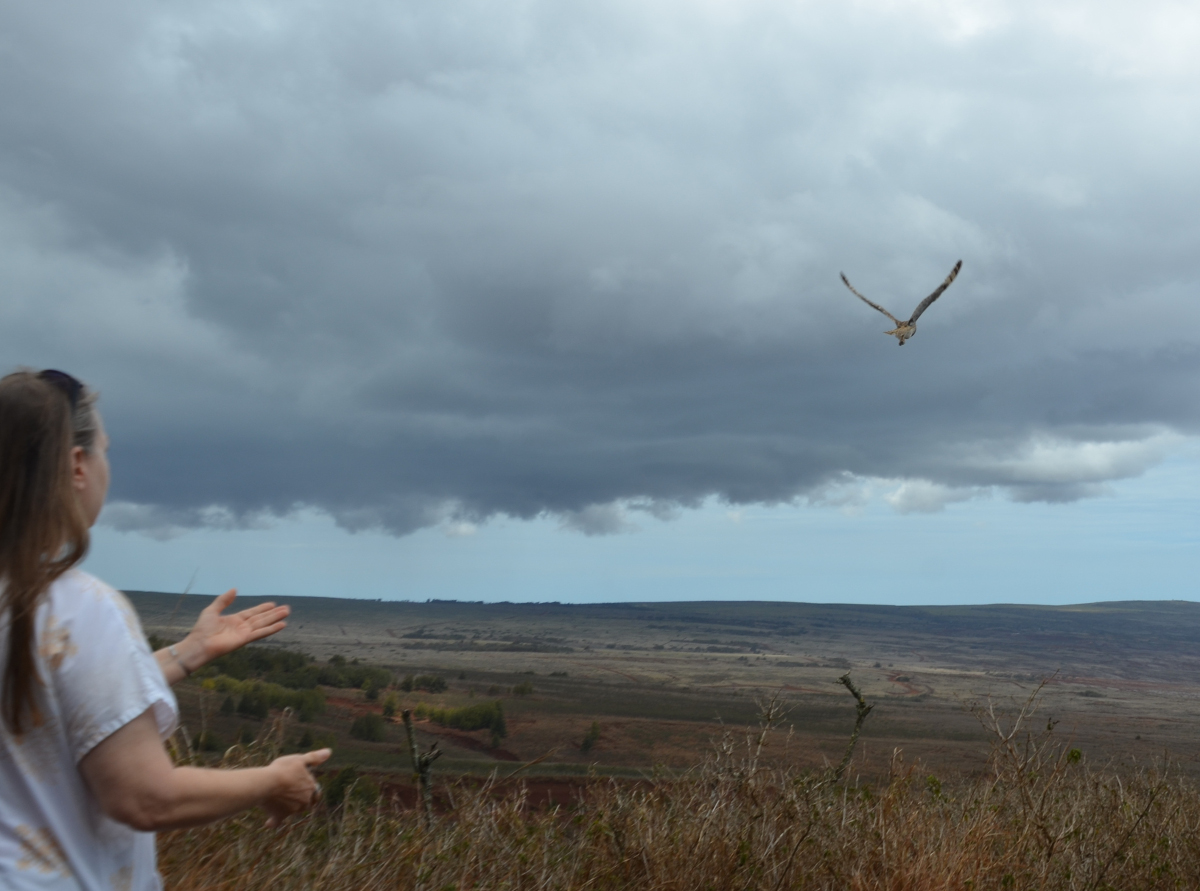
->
xmin=126 ymin=590 xmax=1200 ymax=648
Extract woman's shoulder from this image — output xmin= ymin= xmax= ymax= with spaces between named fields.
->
xmin=40 ymin=574 xmax=177 ymax=761
xmin=47 ymin=568 xmax=113 ymax=599
xmin=44 ymin=570 xmax=142 ymax=636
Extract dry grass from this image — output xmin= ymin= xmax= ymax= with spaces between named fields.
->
xmin=159 ymin=686 xmax=1200 ymax=890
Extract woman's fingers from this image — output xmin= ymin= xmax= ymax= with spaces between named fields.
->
xmin=303 ymin=748 xmax=333 ymax=767
xmin=262 ymin=750 xmax=332 ymax=828
xmin=206 ymin=589 xmax=238 ymax=613
xmin=238 ymin=601 xmax=282 ymax=619
xmin=246 ymin=622 xmax=288 ymax=643
xmin=245 ymin=609 xmax=290 ymax=642
xmin=274 ymin=750 xmax=331 ymax=801
xmin=205 ymin=594 xmax=291 ymax=638
xmin=230 ymin=604 xmax=290 ymax=637
xmin=247 ymin=605 xmax=290 ymax=627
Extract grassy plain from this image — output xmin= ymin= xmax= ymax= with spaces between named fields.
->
xmin=130 ymin=593 xmax=1200 ymax=783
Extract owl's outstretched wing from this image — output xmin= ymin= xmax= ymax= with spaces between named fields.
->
xmin=840 ymin=273 xmax=902 ymax=326
xmin=907 ymin=260 xmax=962 ymax=324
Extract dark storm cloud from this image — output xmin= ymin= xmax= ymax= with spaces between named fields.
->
xmin=3 ymin=0 xmax=1200 ymax=534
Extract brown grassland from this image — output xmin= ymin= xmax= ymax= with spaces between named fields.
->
xmin=132 ymin=593 xmax=1200 ymax=889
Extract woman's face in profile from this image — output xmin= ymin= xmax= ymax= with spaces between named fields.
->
xmin=74 ymin=411 xmax=110 ymax=528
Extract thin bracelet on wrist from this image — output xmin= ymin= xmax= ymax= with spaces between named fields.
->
xmin=168 ymin=644 xmax=192 ymax=677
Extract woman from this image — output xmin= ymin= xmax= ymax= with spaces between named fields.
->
xmin=0 ymin=369 xmax=330 ymax=890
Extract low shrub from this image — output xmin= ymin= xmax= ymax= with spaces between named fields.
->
xmin=349 ymin=713 xmax=387 ymax=742
xmin=201 ymin=676 xmax=325 ymax=722
xmin=414 ymin=701 xmax=506 ymax=740
xmin=382 ymin=692 xmax=399 ymax=718
xmin=317 ymin=662 xmax=393 ymax=691
xmin=580 ymin=721 xmax=600 ymax=753
xmin=323 ymin=766 xmax=380 ymax=808
xmin=400 ymin=674 xmax=447 ymax=693
xmin=200 ymin=646 xmax=319 ymax=689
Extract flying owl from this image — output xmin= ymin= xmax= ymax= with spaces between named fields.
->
xmin=840 ymin=260 xmax=962 ymax=345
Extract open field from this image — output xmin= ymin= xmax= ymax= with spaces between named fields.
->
xmin=158 ymin=723 xmax=1200 ymax=891
xmin=130 ymin=593 xmax=1200 ymax=782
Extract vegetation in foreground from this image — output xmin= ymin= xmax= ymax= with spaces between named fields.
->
xmin=160 ymin=685 xmax=1200 ymax=890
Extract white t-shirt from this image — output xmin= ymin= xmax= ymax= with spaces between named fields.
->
xmin=0 ymin=570 xmax=178 ymax=891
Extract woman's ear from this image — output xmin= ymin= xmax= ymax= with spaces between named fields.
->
xmin=70 ymin=446 xmax=88 ymax=491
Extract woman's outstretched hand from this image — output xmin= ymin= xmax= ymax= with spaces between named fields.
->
xmin=156 ymin=589 xmax=290 ymax=683
xmin=263 ymin=749 xmax=332 ymax=828
xmin=188 ymin=588 xmax=290 ymax=664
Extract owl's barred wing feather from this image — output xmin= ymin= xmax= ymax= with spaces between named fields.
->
xmin=907 ymin=260 xmax=962 ymax=324
xmin=840 ymin=273 xmax=902 ymax=326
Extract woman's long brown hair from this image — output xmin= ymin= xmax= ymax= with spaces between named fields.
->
xmin=0 ymin=370 xmax=96 ymax=735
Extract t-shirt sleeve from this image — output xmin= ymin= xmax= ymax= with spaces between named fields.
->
xmin=50 ymin=578 xmax=179 ymax=763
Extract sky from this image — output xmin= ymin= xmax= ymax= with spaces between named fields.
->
xmin=3 ymin=0 xmax=1199 ymax=605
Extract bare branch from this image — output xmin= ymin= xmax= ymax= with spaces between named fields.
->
xmin=833 ymin=673 xmax=874 ymax=783
xmin=402 ymin=708 xmax=443 ymax=826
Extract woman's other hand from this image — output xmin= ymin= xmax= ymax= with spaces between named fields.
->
xmin=81 ymin=710 xmax=332 ymax=832
xmin=262 ymin=749 xmax=333 ymax=828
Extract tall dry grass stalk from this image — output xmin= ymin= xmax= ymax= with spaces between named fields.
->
xmin=159 ymin=688 xmax=1200 ymax=890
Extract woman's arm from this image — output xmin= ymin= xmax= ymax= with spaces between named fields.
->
xmin=155 ymin=589 xmax=290 ymax=685
xmin=78 ymin=709 xmax=329 ymax=831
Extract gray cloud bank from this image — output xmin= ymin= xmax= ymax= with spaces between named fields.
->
xmin=3 ymin=0 xmax=1199 ymax=536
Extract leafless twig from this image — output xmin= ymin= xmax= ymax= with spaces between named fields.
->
xmin=401 ymin=708 xmax=442 ymax=825
xmin=833 ymin=673 xmax=873 ymax=782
